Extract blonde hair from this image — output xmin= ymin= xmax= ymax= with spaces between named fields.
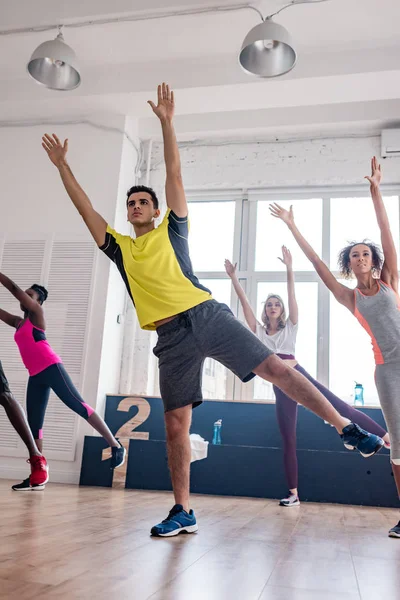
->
xmin=261 ymin=294 xmax=287 ymax=332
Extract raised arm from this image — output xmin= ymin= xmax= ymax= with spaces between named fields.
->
xmin=278 ymin=246 xmax=298 ymax=325
xmin=0 ymin=308 xmax=22 ymax=328
xmin=365 ymin=157 xmax=398 ymax=291
xmin=224 ymin=259 xmax=257 ymax=333
xmin=0 ymin=273 xmax=41 ymax=316
xmin=42 ymin=134 xmax=107 ymax=246
xmin=269 ymin=203 xmax=354 ymax=311
xmin=148 ymin=84 xmax=187 ymax=218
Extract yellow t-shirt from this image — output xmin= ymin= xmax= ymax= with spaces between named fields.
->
xmin=100 ymin=209 xmax=212 ymax=330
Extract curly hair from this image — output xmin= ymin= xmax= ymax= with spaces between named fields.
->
xmin=261 ymin=294 xmax=287 ymax=332
xmin=338 ymin=240 xmax=383 ymax=279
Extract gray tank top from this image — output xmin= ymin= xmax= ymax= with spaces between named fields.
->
xmin=354 ymin=280 xmax=400 ymax=365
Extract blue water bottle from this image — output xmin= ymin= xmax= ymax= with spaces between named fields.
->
xmin=212 ymin=419 xmax=222 ymax=445
xmin=354 ymin=382 xmax=364 ymax=406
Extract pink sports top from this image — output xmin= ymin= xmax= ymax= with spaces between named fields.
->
xmin=14 ymin=318 xmax=62 ymax=376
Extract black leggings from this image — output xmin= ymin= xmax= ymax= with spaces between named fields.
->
xmin=27 ymin=363 xmax=94 ymax=439
xmin=273 ymin=364 xmax=387 ymax=490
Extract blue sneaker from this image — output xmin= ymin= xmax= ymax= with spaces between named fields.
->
xmin=151 ymin=504 xmax=198 ymax=537
xmin=341 ymin=423 xmax=384 ymax=457
xmin=389 ymin=521 xmax=400 ymax=538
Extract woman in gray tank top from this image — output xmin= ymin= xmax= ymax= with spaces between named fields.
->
xmin=271 ymin=157 xmax=400 ymax=538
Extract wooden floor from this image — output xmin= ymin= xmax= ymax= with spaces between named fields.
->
xmin=1 ymin=481 xmax=400 ymax=600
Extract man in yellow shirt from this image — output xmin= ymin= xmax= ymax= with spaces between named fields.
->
xmin=43 ymin=84 xmax=383 ymax=537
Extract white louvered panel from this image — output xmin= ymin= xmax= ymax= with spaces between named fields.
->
xmin=47 ymin=239 xmax=95 ymax=375
xmin=0 ymin=240 xmax=46 ymax=303
xmin=40 ymin=304 xmax=68 ymax=360
xmin=42 ymin=390 xmax=78 ymax=455
xmin=0 ymin=239 xmax=46 ymax=455
xmin=0 ymin=380 xmax=27 ymax=449
xmin=0 ymin=302 xmax=24 ymax=372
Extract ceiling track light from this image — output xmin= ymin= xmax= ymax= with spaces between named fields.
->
xmin=6 ymin=1 xmax=329 ymax=88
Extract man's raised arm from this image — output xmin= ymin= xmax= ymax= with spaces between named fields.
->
xmin=148 ymin=84 xmax=187 ymax=218
xmin=42 ymin=133 xmax=107 ymax=247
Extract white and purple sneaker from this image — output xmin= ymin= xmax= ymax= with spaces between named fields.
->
xmin=279 ymin=493 xmax=300 ymax=507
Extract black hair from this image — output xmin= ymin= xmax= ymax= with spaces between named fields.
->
xmin=338 ymin=240 xmax=383 ymax=279
xmin=126 ymin=185 xmax=159 ymax=210
xmin=30 ymin=284 xmax=48 ymax=305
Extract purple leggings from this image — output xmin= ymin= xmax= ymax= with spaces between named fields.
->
xmin=273 ymin=364 xmax=387 ymax=490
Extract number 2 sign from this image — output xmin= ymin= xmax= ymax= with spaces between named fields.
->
xmin=102 ymin=396 xmax=151 ymax=488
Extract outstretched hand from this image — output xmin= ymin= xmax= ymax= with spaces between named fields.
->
xmin=148 ymin=83 xmax=175 ymax=123
xmin=365 ymin=156 xmax=382 ymax=187
xmin=269 ymin=203 xmax=294 ymax=226
xmin=42 ymin=134 xmax=68 ymax=168
xmin=224 ymin=259 xmax=237 ymax=278
xmin=278 ymin=245 xmax=293 ymax=268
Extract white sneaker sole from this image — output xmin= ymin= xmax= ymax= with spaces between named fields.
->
xmin=344 ymin=442 xmax=384 ymax=457
xmin=12 ymin=484 xmax=46 ymax=492
xmin=32 ymin=484 xmax=46 ymax=491
xmin=114 ymin=447 xmax=127 ymax=469
xmin=389 ymin=531 xmax=400 ymax=538
xmin=280 ymin=501 xmax=300 ymax=507
xmin=157 ymin=524 xmax=199 ymax=537
xmin=344 ymin=444 xmax=355 ymax=451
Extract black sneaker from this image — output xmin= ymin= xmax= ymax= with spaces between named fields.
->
xmin=389 ymin=521 xmax=400 ymax=538
xmin=341 ymin=423 xmax=384 ymax=457
xmin=111 ymin=440 xmax=126 ymax=469
xmin=12 ymin=477 xmax=45 ymax=492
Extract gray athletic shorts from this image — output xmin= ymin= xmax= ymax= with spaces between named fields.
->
xmin=153 ymin=299 xmax=273 ymax=412
xmin=0 ymin=361 xmax=11 ymax=395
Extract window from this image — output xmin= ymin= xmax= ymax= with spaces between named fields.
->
xmin=329 ymin=279 xmax=377 ymax=405
xmin=330 ymin=196 xmax=399 ymax=269
xmin=188 ymin=201 xmax=236 ymax=272
xmin=204 ymin=358 xmax=216 ymax=377
xmin=199 ymin=278 xmax=231 ymax=400
xmin=255 ymin=199 xmax=322 ymax=272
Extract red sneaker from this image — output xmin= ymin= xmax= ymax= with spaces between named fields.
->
xmin=28 ymin=455 xmax=49 ymax=487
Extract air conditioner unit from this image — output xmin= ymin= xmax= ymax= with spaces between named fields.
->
xmin=381 ymin=129 xmax=400 ymax=158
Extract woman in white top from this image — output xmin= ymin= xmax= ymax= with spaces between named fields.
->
xmin=225 ymin=247 xmax=389 ymax=506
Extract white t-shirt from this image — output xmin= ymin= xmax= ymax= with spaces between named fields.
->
xmin=255 ymin=319 xmax=298 ymax=355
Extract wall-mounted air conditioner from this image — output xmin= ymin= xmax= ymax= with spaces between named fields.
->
xmin=381 ymin=129 xmax=400 ymax=158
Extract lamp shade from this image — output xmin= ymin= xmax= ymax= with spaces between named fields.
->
xmin=27 ymin=32 xmax=81 ymax=91
xmin=239 ymin=19 xmax=297 ymax=77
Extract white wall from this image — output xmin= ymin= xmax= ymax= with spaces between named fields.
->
xmin=0 ymin=114 xmax=139 ymax=483
xmin=147 ymin=135 xmax=400 ymax=189
xmin=96 ymin=117 xmax=140 ymax=414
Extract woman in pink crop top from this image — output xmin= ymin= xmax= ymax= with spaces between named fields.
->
xmin=0 ymin=272 xmax=126 ymax=490
xmin=226 ymin=246 xmax=388 ymax=508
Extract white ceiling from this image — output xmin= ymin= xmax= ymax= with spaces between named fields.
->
xmin=0 ymin=0 xmax=399 ymax=140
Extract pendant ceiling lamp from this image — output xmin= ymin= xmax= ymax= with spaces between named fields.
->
xmin=239 ymin=0 xmax=330 ymax=78
xmin=27 ymin=30 xmax=81 ymax=91
xmin=239 ymin=18 xmax=296 ymax=78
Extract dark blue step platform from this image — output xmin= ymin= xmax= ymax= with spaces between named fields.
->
xmin=79 ymin=395 xmax=396 ymax=507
